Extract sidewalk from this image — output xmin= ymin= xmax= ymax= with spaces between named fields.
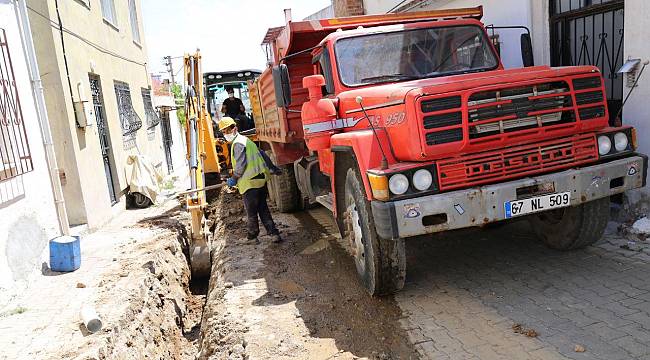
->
xmin=0 ymin=180 xmax=197 ymax=360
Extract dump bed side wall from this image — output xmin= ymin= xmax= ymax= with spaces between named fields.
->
xmin=254 ymin=54 xmax=312 ymax=145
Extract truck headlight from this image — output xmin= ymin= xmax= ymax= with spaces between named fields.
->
xmin=614 ymin=132 xmax=629 ymax=152
xmin=598 ymin=135 xmax=612 ymax=155
xmin=389 ymin=174 xmax=409 ymax=195
xmin=412 ymin=169 xmax=433 ymax=191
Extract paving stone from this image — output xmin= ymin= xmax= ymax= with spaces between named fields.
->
xmin=395 ymin=222 xmax=650 ymax=360
xmin=611 ymin=336 xmax=650 ymax=358
xmin=582 ymin=322 xmax=627 ymax=341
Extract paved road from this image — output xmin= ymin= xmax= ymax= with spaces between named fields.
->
xmin=396 ymin=220 xmax=650 ymax=360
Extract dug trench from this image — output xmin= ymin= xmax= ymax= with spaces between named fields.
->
xmin=197 ymin=189 xmax=419 ymax=359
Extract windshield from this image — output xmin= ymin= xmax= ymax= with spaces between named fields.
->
xmin=334 ymin=25 xmax=499 ymax=86
xmin=207 ymin=82 xmax=251 ymax=120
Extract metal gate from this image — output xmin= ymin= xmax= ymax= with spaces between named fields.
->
xmin=159 ymin=109 xmax=173 ymax=173
xmin=89 ymin=75 xmax=117 ymax=204
xmin=550 ymin=0 xmax=624 ymax=124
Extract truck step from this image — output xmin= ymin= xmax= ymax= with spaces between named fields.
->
xmin=315 ymin=193 xmax=334 ymax=212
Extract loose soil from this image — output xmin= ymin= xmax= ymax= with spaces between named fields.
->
xmin=55 ymin=206 xmax=204 ymax=360
xmin=198 ymin=190 xmax=418 ymax=359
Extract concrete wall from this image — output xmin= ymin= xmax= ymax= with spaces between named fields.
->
xmin=27 ymin=0 xmax=164 ymax=228
xmin=0 ymin=0 xmax=60 ymax=306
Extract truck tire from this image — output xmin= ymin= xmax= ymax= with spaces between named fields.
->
xmin=267 ymin=160 xmax=299 ymax=213
xmin=529 ymin=198 xmax=609 ymax=250
xmin=344 ymin=167 xmax=406 ymax=296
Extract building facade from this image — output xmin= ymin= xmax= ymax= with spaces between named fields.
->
xmin=0 ymin=0 xmax=62 ymax=306
xmin=27 ymin=0 xmax=164 ymax=228
xmin=333 ymin=0 xmax=649 ymax=208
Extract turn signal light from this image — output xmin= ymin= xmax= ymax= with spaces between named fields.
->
xmin=367 ymin=173 xmax=389 ymax=201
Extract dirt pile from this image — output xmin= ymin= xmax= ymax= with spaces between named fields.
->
xmin=198 ymin=190 xmax=417 ymax=360
xmin=55 ymin=208 xmax=203 ymax=360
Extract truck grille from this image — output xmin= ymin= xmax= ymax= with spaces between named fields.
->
xmin=467 ymin=82 xmax=574 ymax=139
xmin=419 ymin=77 xmax=606 ymax=148
xmin=436 ymin=134 xmax=598 ymax=191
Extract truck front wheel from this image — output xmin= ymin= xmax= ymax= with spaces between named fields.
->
xmin=529 ymin=198 xmax=609 ymax=250
xmin=343 ymin=168 xmax=406 ymax=296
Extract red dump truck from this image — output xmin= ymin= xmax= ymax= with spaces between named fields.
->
xmin=248 ymin=7 xmax=648 ymax=295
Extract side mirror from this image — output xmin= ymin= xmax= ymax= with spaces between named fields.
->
xmin=520 ymin=33 xmax=534 ymax=67
xmin=272 ymin=64 xmax=292 ymax=108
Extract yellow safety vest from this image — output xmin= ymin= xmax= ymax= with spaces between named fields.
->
xmin=231 ymin=134 xmax=268 ymax=194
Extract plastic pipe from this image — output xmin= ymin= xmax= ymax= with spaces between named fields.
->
xmin=80 ymin=305 xmax=102 ymax=333
xmin=14 ymin=0 xmax=70 ymax=235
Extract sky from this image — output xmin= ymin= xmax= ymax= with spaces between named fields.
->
xmin=141 ymin=0 xmax=331 ymax=80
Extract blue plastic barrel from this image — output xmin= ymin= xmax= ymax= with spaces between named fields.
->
xmin=49 ymin=235 xmax=81 ymax=272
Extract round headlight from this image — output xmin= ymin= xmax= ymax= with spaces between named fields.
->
xmin=412 ymin=169 xmax=433 ymax=191
xmin=597 ymin=135 xmax=612 ymax=155
xmin=614 ymin=132 xmax=629 ymax=152
xmin=389 ymin=174 xmax=409 ymax=195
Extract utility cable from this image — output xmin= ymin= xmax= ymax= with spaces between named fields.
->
xmin=26 ymin=5 xmax=146 ymax=67
xmin=386 ymin=0 xmax=409 ymax=13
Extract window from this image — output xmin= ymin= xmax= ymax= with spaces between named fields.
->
xmin=318 ymin=48 xmax=335 ymax=95
xmin=128 ymin=0 xmax=141 ymax=44
xmin=114 ymin=81 xmax=142 ymax=138
xmin=334 ymin=25 xmax=498 ymax=87
xmin=100 ymin=0 xmax=118 ymax=27
xmin=0 ymin=29 xmax=33 ymax=181
xmin=141 ymin=88 xmax=160 ymax=130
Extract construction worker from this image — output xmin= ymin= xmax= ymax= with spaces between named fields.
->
xmin=218 ymin=117 xmax=282 ymax=244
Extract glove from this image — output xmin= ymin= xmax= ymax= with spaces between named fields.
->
xmin=226 ymin=178 xmax=237 ymax=187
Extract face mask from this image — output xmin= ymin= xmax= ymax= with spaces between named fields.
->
xmin=224 ymin=132 xmax=237 ymax=142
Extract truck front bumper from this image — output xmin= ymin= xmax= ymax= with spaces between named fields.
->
xmin=371 ymin=155 xmax=648 ymax=240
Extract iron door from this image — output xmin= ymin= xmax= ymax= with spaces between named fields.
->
xmin=550 ymin=0 xmax=624 ymax=125
xmin=89 ymin=75 xmax=118 ymax=204
xmin=160 ymin=110 xmax=174 ymax=173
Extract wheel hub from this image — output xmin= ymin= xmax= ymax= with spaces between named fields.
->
xmin=346 ymin=203 xmax=365 ymax=274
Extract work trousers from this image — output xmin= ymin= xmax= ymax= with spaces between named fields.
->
xmin=242 ymin=185 xmax=278 ymax=239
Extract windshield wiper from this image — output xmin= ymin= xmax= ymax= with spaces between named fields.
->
xmin=360 ymin=74 xmax=420 ymax=83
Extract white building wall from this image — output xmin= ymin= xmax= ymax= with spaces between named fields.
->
xmin=167 ymin=110 xmax=187 ymax=177
xmin=622 ymin=0 xmax=650 ymax=205
xmin=0 ymin=1 xmax=60 ymax=307
xmin=365 ymin=0 xmax=536 ymax=69
xmin=304 ymin=5 xmax=335 ymax=20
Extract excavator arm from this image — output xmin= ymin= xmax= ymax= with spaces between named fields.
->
xmin=183 ymin=50 xmax=221 ymax=278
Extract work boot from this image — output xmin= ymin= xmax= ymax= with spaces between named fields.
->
xmin=241 ymin=236 xmax=259 ymax=245
xmin=271 ymin=233 xmax=283 ymax=243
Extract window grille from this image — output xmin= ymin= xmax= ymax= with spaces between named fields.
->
xmin=141 ymin=88 xmax=160 ymax=129
xmin=0 ymin=29 xmax=33 ymax=181
xmin=114 ymin=81 xmax=142 ymax=137
xmin=128 ymin=0 xmax=141 ymax=44
xmin=100 ymin=0 xmax=118 ymax=26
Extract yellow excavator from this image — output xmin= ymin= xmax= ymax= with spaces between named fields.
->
xmin=179 ymin=50 xmax=261 ymax=278
xmin=180 ymin=50 xmax=222 ymax=278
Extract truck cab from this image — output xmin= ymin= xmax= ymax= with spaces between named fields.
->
xmin=251 ymin=7 xmax=648 ymax=295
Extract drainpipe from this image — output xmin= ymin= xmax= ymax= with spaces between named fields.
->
xmin=14 ymin=0 xmax=70 ymax=235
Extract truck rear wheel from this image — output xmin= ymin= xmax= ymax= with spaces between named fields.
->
xmin=529 ymin=198 xmax=609 ymax=250
xmin=267 ymin=153 xmax=300 ymax=213
xmin=343 ymin=168 xmax=405 ymax=296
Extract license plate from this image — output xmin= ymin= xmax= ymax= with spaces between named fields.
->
xmin=504 ymin=192 xmax=571 ymax=218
